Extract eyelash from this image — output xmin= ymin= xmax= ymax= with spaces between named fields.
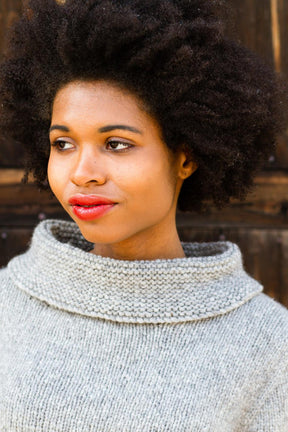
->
xmin=51 ymin=140 xmax=73 ymax=151
xmin=106 ymin=140 xmax=133 ymax=152
xmin=51 ymin=139 xmax=133 ymax=152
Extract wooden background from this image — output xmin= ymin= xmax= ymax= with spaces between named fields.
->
xmin=0 ymin=0 xmax=288 ymax=307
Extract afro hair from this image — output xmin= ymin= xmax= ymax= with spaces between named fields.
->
xmin=0 ymin=0 xmax=287 ymax=211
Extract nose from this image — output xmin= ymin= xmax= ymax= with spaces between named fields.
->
xmin=70 ymin=146 xmax=107 ymax=186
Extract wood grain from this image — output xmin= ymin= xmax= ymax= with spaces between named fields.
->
xmin=0 ymin=169 xmax=26 ymax=184
xmin=270 ymin=0 xmax=281 ymax=72
xmin=0 ymin=0 xmax=22 ymax=59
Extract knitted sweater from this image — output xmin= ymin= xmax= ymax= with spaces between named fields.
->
xmin=0 ymin=220 xmax=288 ymax=432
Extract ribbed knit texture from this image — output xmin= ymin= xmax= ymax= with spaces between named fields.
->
xmin=0 ymin=219 xmax=288 ymax=431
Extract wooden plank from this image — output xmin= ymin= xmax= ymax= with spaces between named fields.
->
xmin=226 ymin=0 xmax=274 ymax=65
xmin=0 ymin=0 xmax=27 ymax=167
xmin=277 ymin=0 xmax=288 ymax=75
xmin=255 ymin=172 xmax=288 ymax=184
xmin=273 ymin=0 xmax=288 ymax=167
xmin=0 ymin=168 xmax=26 ymax=184
xmin=0 ymin=0 xmax=22 ymax=59
xmin=223 ymin=0 xmax=288 ymax=169
xmin=270 ymin=0 xmax=281 ymax=72
xmin=280 ymin=233 xmax=288 ymax=306
xmin=0 ymin=227 xmax=33 ymax=268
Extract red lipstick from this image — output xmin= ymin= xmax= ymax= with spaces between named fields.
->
xmin=68 ymin=194 xmax=116 ymax=221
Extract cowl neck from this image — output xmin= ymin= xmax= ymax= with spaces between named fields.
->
xmin=8 ymin=219 xmax=262 ymax=323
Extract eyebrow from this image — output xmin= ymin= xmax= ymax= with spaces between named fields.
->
xmin=49 ymin=124 xmax=143 ymax=135
xmin=49 ymin=125 xmax=70 ymax=133
xmin=98 ymin=125 xmax=143 ymax=134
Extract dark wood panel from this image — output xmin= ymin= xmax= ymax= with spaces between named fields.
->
xmin=225 ymin=0 xmax=274 ymax=66
xmin=0 ymin=227 xmax=32 ymax=267
xmin=276 ymin=0 xmax=288 ymax=74
xmin=225 ymin=0 xmax=288 ymax=169
xmin=0 ymin=0 xmax=22 ymax=59
xmin=226 ymin=0 xmax=287 ymax=78
xmin=0 ymin=0 xmax=25 ymax=166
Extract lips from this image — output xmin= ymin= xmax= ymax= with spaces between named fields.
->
xmin=68 ymin=194 xmax=117 ymax=221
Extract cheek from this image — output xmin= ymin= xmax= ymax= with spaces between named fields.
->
xmin=47 ymin=155 xmax=65 ymax=198
xmin=119 ymin=156 xmax=175 ymax=205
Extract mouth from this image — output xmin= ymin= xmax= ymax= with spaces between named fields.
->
xmin=68 ymin=195 xmax=117 ymax=221
xmin=75 ymin=204 xmax=103 ymax=207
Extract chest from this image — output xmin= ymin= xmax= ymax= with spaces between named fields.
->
xmin=0 ymin=317 xmax=254 ymax=432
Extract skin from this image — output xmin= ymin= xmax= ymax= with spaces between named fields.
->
xmin=48 ymin=80 xmax=197 ymax=261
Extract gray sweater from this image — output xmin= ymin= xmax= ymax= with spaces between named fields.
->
xmin=0 ymin=219 xmax=288 ymax=431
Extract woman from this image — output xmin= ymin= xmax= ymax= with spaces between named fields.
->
xmin=0 ymin=0 xmax=287 ymax=430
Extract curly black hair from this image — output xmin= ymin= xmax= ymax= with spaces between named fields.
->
xmin=0 ymin=0 xmax=287 ymax=211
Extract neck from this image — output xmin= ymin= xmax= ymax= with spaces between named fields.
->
xmin=90 ymin=222 xmax=185 ymax=261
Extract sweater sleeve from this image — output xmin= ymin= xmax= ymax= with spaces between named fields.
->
xmin=244 ymin=351 xmax=288 ymax=432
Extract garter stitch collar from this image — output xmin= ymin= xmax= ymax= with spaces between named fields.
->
xmin=8 ymin=219 xmax=262 ymax=324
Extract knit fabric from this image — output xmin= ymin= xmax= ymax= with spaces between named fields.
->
xmin=0 ymin=219 xmax=288 ymax=431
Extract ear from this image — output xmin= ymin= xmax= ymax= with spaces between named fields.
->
xmin=177 ymin=150 xmax=198 ymax=180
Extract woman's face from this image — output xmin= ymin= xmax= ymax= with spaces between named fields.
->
xmin=48 ymin=81 xmax=194 ymax=258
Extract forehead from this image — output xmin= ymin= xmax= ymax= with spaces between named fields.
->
xmin=52 ymin=80 xmax=150 ymax=125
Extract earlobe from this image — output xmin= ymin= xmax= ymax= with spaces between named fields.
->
xmin=179 ymin=152 xmax=198 ymax=180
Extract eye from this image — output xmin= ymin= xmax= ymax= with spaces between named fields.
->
xmin=106 ymin=139 xmax=133 ymax=152
xmin=51 ymin=140 xmax=74 ymax=151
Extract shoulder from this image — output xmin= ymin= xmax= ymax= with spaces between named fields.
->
xmin=235 ymin=295 xmax=288 ymax=431
xmin=243 ymin=293 xmax=288 ymax=337
xmin=0 ymin=266 xmax=15 ymax=317
xmin=0 ymin=266 xmax=12 ymax=291
xmin=201 ymin=291 xmax=288 ymax=371
xmin=230 ymin=293 xmax=288 ymax=364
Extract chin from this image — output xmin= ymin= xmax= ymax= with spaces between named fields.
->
xmin=75 ymin=222 xmax=128 ymax=246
